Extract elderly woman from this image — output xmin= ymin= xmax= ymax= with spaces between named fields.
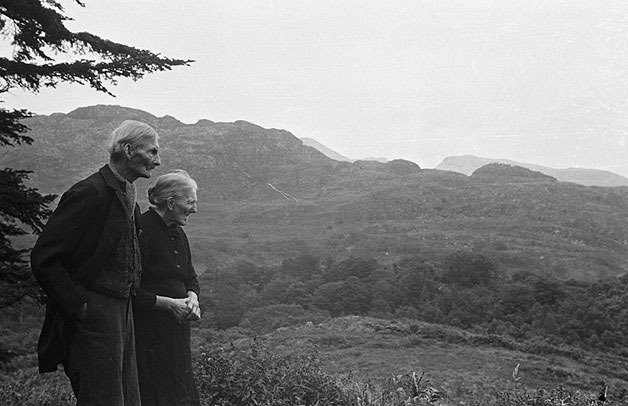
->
xmin=133 ymin=170 xmax=201 ymax=406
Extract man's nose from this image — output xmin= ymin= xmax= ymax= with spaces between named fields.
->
xmin=154 ymin=154 xmax=161 ymax=166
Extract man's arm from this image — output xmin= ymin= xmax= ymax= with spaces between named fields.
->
xmin=31 ymin=182 xmax=103 ymax=317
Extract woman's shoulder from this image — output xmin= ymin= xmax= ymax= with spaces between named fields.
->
xmin=140 ymin=208 xmax=166 ymax=232
xmin=141 ymin=207 xmax=160 ymax=221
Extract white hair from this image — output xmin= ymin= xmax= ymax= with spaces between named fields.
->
xmin=148 ymin=170 xmax=198 ymax=208
xmin=108 ymin=120 xmax=159 ymax=162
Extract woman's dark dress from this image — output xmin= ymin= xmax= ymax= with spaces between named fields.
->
xmin=134 ymin=209 xmax=200 ymax=406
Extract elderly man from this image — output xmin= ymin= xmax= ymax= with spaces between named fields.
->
xmin=31 ymin=120 xmax=161 ymax=406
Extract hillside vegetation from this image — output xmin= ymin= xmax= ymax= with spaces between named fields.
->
xmin=2 ymin=105 xmax=628 ymax=281
xmin=2 ymin=105 xmax=628 ymax=404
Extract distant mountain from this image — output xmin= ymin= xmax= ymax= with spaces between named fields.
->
xmin=436 ymin=155 xmax=628 ymax=187
xmin=300 ymin=137 xmax=389 ymax=163
xmin=3 ymin=105 xmax=628 ymax=281
xmin=361 ymin=157 xmax=389 ymax=163
xmin=301 ymin=138 xmax=352 ymax=162
xmin=0 ymin=105 xmax=416 ymax=203
xmin=472 ymin=163 xmax=557 ymax=182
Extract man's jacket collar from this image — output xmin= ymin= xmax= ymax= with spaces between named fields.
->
xmin=99 ymin=164 xmax=126 ymax=193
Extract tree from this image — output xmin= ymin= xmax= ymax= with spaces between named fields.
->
xmin=0 ymin=0 xmax=192 ymax=307
xmin=0 ymin=168 xmax=55 ymax=307
xmin=204 ymin=271 xmax=246 ymax=329
xmin=322 ymin=257 xmax=377 ymax=283
xmin=280 ymin=253 xmax=321 ymax=280
xmin=312 ymin=277 xmax=371 ymax=317
xmin=441 ymin=250 xmax=499 ymax=288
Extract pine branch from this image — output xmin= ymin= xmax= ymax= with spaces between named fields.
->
xmin=0 ymin=109 xmax=33 ymax=146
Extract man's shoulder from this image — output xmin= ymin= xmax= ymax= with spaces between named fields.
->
xmin=69 ymin=166 xmax=112 ymax=194
xmin=60 ymin=167 xmax=116 ymax=207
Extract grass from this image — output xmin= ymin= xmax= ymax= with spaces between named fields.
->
xmin=2 ymin=303 xmax=627 ymax=405
xmin=0 ymin=368 xmax=74 ymax=406
xmin=200 ymin=316 xmax=628 ymax=403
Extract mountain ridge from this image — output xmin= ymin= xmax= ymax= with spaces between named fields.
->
xmin=300 ymin=137 xmax=389 ymax=163
xmin=3 ymin=105 xmax=628 ymax=281
xmin=437 ymin=155 xmax=628 ymax=187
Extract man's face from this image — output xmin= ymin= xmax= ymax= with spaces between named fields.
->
xmin=127 ymin=136 xmax=161 ymax=180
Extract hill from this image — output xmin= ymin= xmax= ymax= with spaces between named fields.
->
xmin=3 ymin=105 xmax=628 ymax=404
xmin=472 ymin=163 xmax=557 ymax=182
xmin=436 ymin=155 xmax=628 ymax=187
xmin=2 ymin=105 xmax=628 ymax=281
xmin=301 ymin=137 xmax=352 ymax=162
xmin=301 ymin=137 xmax=389 ymax=163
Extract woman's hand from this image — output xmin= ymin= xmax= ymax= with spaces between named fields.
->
xmin=155 ymin=296 xmax=193 ymax=323
xmin=154 ymin=292 xmax=201 ymax=322
xmin=185 ymin=291 xmax=201 ymax=321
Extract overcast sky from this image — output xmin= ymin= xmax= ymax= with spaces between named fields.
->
xmin=3 ymin=0 xmax=627 ymax=176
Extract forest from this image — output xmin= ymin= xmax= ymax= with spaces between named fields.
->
xmin=202 ymin=249 xmax=628 ymax=357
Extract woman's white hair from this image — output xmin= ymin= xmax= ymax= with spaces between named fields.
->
xmin=108 ymin=120 xmax=159 ymax=162
xmin=148 ymin=170 xmax=198 ymax=208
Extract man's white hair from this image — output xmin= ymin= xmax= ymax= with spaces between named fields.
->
xmin=108 ymin=120 xmax=159 ymax=162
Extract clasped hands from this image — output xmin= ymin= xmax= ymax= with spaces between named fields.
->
xmin=163 ymin=292 xmax=201 ymax=323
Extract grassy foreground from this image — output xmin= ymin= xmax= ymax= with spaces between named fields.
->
xmin=2 ymin=313 xmax=627 ymax=405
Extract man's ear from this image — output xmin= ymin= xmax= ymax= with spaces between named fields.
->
xmin=123 ymin=143 xmax=133 ymax=158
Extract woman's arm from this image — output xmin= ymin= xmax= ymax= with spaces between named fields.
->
xmin=181 ymin=231 xmax=201 ymax=321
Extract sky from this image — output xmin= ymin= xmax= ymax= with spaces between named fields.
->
xmin=2 ymin=0 xmax=628 ymax=176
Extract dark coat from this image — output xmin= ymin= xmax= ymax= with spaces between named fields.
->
xmin=31 ymin=165 xmax=141 ymax=373
xmin=133 ymin=209 xmax=200 ymax=406
xmin=134 ymin=208 xmax=200 ymax=309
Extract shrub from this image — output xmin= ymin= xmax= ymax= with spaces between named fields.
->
xmin=475 ymin=385 xmax=628 ymax=406
xmin=339 ymin=371 xmax=447 ymax=406
xmin=195 ymin=338 xmax=351 ymax=405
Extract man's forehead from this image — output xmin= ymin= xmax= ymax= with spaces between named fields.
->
xmin=139 ymin=136 xmax=159 ymax=148
xmin=183 ymin=189 xmax=197 ymax=200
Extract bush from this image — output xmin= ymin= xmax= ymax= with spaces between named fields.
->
xmin=475 ymin=385 xmax=628 ymax=406
xmin=340 ymin=371 xmax=447 ymax=406
xmin=195 ymin=338 xmax=351 ymax=405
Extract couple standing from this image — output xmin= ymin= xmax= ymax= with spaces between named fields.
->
xmin=31 ymin=120 xmax=201 ymax=405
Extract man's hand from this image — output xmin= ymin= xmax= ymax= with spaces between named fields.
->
xmin=76 ymin=302 xmax=88 ymax=322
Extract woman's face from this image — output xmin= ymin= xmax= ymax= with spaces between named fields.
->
xmin=165 ymin=188 xmax=198 ymax=227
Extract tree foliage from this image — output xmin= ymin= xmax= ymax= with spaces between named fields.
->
xmin=202 ymin=245 xmax=628 ymax=356
xmin=0 ymin=0 xmax=192 ymax=95
xmin=0 ymin=168 xmax=55 ymax=307
xmin=0 ymin=0 xmax=192 ymax=307
xmin=441 ymin=250 xmax=499 ymax=288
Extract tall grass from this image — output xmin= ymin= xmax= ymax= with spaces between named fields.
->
xmin=2 ymin=333 xmax=626 ymax=406
xmin=0 ymin=368 xmax=74 ymax=406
